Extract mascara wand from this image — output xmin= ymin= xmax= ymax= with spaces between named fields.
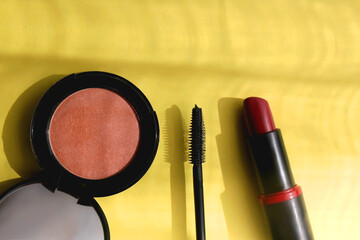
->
xmin=189 ymin=105 xmax=206 ymax=240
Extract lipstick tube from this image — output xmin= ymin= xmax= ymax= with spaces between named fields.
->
xmin=244 ymin=97 xmax=313 ymax=240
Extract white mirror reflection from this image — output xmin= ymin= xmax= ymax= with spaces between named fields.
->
xmin=0 ymin=183 xmax=104 ymax=240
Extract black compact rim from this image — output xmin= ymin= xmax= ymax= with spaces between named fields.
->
xmin=0 ymin=178 xmax=110 ymax=240
xmin=31 ymin=71 xmax=159 ymax=197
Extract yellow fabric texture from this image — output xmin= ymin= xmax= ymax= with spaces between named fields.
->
xmin=0 ymin=1 xmax=359 ymax=239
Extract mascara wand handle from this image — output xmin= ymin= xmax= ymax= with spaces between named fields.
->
xmin=193 ymin=163 xmax=206 ymax=240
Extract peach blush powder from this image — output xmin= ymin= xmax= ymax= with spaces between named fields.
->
xmin=48 ymin=88 xmax=140 ymax=180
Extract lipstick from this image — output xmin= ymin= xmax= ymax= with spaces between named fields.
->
xmin=243 ymin=97 xmax=313 ymax=240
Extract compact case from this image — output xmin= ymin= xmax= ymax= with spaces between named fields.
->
xmin=0 ymin=72 xmax=159 ymax=239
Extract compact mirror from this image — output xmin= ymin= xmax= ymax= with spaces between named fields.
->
xmin=0 ymin=181 xmax=106 ymax=240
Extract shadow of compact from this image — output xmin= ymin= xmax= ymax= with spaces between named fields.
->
xmin=1 ymin=74 xmax=65 ymax=193
xmin=216 ymin=98 xmax=271 ymax=240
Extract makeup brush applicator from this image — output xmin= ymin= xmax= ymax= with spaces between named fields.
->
xmin=189 ymin=105 xmax=206 ymax=240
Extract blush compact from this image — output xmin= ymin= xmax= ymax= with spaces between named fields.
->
xmin=0 ymin=71 xmax=159 ymax=239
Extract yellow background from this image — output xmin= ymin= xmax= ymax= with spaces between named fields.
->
xmin=1 ymin=1 xmax=359 ymax=239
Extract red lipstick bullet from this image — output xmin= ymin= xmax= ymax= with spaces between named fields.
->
xmin=243 ymin=97 xmax=313 ymax=240
xmin=243 ymin=97 xmax=276 ymax=136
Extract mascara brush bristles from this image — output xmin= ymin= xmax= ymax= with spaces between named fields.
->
xmin=189 ymin=104 xmax=206 ymax=240
xmin=189 ymin=105 xmax=205 ymax=164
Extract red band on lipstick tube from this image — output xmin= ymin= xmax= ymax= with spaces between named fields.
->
xmin=259 ymin=185 xmax=303 ymax=205
xmin=243 ymin=97 xmax=314 ymax=240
